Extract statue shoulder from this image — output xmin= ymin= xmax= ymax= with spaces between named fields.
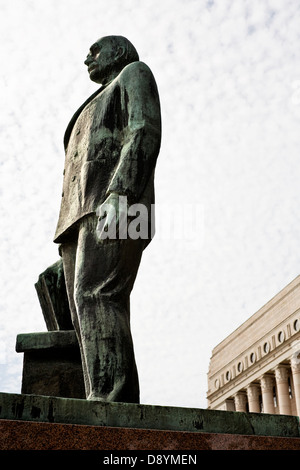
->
xmin=119 ymin=61 xmax=155 ymax=85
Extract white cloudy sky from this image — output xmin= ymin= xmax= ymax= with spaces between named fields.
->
xmin=0 ymin=0 xmax=300 ymax=410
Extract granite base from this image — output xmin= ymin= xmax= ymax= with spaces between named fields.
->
xmin=1 ymin=419 xmax=300 ymax=451
xmin=1 ymin=392 xmax=300 ymax=452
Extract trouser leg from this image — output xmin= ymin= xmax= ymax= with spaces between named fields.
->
xmin=60 ymin=238 xmax=91 ymax=397
xmin=61 ymin=215 xmax=143 ymax=403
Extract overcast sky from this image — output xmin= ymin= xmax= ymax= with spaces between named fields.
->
xmin=1 ymin=0 xmax=300 ymax=410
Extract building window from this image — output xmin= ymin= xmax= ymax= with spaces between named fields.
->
xmin=250 ymin=352 xmax=256 ymax=364
xmin=263 ymin=342 xmax=270 ymax=354
xmin=225 ymin=370 xmax=231 ymax=381
xmin=288 ymin=377 xmax=293 ymax=399
xmin=278 ymin=331 xmax=285 ymax=343
xmin=259 ymin=394 xmax=263 ymax=413
xmin=294 ymin=319 xmax=300 ymax=332
xmin=237 ymin=361 xmax=243 ymax=373
xmin=273 ymin=386 xmax=278 ymax=408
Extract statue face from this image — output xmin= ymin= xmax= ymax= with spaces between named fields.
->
xmin=84 ymin=38 xmax=118 ymax=84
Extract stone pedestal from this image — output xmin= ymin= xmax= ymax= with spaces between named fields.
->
xmin=0 ymin=392 xmax=300 ymax=451
xmin=1 ymin=391 xmax=299 ymax=436
xmin=0 ymin=393 xmax=300 ymax=451
xmin=16 ymin=331 xmax=85 ymax=399
xmin=1 ymin=419 xmax=300 ymax=451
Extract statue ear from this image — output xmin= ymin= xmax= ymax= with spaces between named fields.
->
xmin=115 ymin=46 xmax=126 ymax=61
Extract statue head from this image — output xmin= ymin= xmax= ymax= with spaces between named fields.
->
xmin=84 ymin=35 xmax=139 ymax=85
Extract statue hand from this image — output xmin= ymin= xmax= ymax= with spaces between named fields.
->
xmin=96 ymin=193 xmax=127 ymax=241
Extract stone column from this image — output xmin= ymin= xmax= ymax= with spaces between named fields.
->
xmin=234 ymin=392 xmax=247 ymax=412
xmin=260 ymin=374 xmax=275 ymax=414
xmin=291 ymin=356 xmax=300 ymax=417
xmin=247 ymin=384 xmax=261 ymax=413
xmin=275 ymin=366 xmax=292 ymax=415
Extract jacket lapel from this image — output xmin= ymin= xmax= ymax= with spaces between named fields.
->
xmin=63 ymin=86 xmax=106 ymax=150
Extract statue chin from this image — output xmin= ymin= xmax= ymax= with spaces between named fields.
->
xmin=89 ymin=69 xmax=102 ymax=84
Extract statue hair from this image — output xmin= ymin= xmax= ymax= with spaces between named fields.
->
xmin=100 ymin=35 xmax=139 ymax=65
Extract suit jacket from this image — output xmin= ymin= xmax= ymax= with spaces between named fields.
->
xmin=54 ymin=61 xmax=161 ymax=244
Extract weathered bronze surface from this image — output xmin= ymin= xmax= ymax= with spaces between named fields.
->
xmin=2 ymin=392 xmax=300 ymax=439
xmin=35 ymin=260 xmax=72 ymax=331
xmin=53 ymin=36 xmax=161 ymax=403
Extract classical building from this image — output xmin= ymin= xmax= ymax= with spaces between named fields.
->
xmin=207 ymin=275 xmax=300 ymax=417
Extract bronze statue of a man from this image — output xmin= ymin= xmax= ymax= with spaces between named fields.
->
xmin=53 ymin=36 xmax=161 ymax=403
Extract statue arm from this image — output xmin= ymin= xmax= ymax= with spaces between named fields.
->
xmin=106 ymin=61 xmax=162 ymax=204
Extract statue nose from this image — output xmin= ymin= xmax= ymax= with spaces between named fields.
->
xmin=84 ymin=55 xmax=93 ymax=66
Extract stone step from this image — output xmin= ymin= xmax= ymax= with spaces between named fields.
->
xmin=0 ymin=392 xmax=299 ymax=438
xmin=1 ymin=418 xmax=300 ymax=451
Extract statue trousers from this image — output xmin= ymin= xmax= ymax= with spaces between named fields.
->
xmin=60 ymin=214 xmax=143 ymax=403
